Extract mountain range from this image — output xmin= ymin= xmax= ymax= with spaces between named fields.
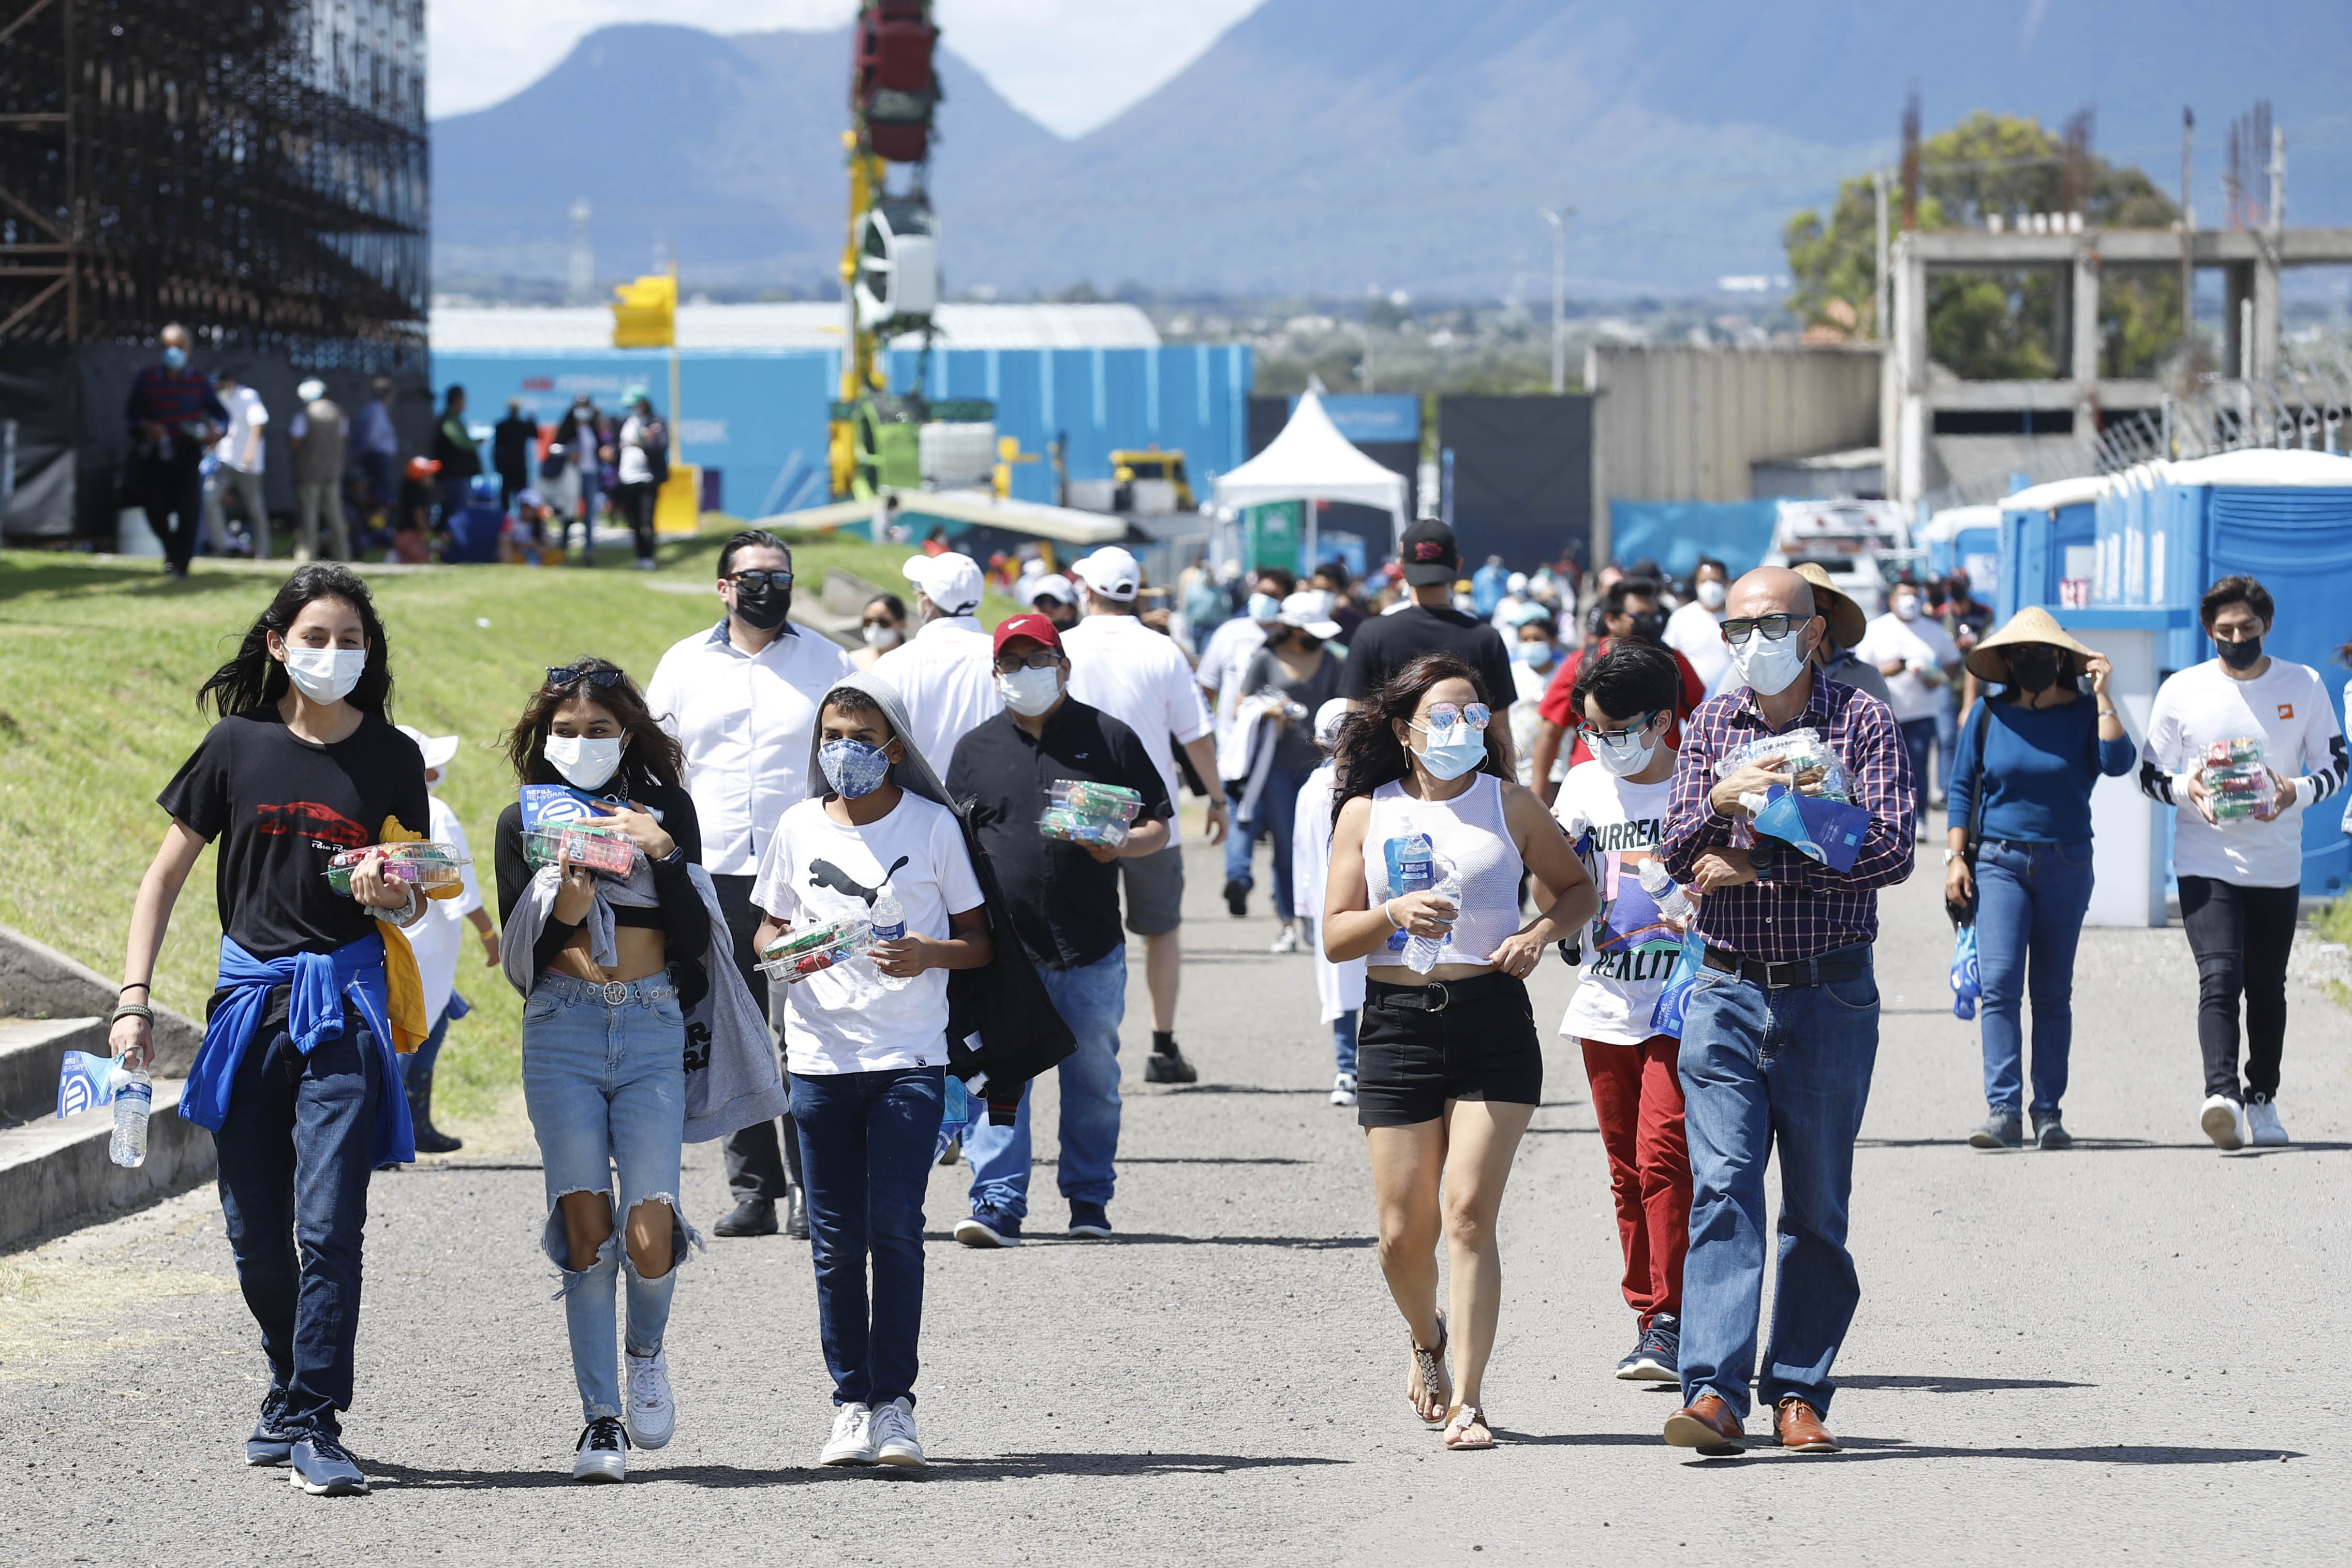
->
xmin=431 ymin=1 xmax=2352 ymax=300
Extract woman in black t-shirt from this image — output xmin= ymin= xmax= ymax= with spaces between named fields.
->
xmin=493 ymin=658 xmax=711 ymax=1483
xmin=113 ymin=564 xmax=431 ymax=1497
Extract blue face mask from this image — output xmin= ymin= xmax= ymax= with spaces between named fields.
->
xmin=161 ymin=345 xmax=188 ymax=370
xmin=819 ymin=737 xmax=892 ymax=799
xmin=1249 ymin=593 xmax=1283 ymax=624
xmin=1410 ymin=721 xmax=1488 ymax=781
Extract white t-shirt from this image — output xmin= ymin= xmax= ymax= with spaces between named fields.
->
xmin=750 ymin=792 xmax=985 ymax=1075
xmin=1196 ymin=615 xmax=1272 ymax=740
xmin=1853 ymin=611 xmax=1959 ymax=723
xmin=1061 ymin=613 xmax=1214 ymax=847
xmin=1663 ymin=601 xmax=1730 ymax=691
xmin=870 ymin=615 xmax=1002 ymax=774
xmin=617 ymin=415 xmax=654 ymax=485
xmin=2142 ymin=657 xmax=2347 ymax=889
xmin=217 ymin=385 xmax=270 ymax=474
xmin=1552 ymin=763 xmax=1681 ymax=1045
xmin=408 ymin=793 xmax=486 ymax=1025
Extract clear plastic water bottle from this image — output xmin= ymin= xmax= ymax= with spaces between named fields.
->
xmin=1639 ymin=857 xmax=1692 ymax=921
xmin=869 ymin=885 xmax=910 ymax=992
xmin=1404 ymin=866 xmax=1461 ymax=975
xmin=1383 ymin=832 xmax=1434 ymax=955
xmin=111 ymin=1067 xmax=152 ymax=1168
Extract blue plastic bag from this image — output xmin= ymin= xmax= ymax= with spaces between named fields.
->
xmin=934 ymin=1074 xmax=973 ymax=1162
xmin=1751 ymin=785 xmax=1874 ymax=872
xmin=1648 ymin=931 xmax=1708 ymax=1039
xmin=1949 ymin=924 xmax=1980 ymax=1021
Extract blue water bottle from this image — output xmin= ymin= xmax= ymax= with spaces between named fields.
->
xmin=1383 ymin=832 xmax=1434 ymax=954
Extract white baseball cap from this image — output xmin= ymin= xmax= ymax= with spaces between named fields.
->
xmin=1278 ymin=590 xmax=1342 ymax=640
xmin=1072 ymin=546 xmax=1142 ymax=602
xmin=1028 ymin=572 xmax=1075 ymax=606
xmin=395 ymin=724 xmax=461 ymax=772
xmin=298 ymin=378 xmax=327 ymax=403
xmin=901 ymin=552 xmax=985 ymax=616
xmin=1314 ymin=698 xmax=1352 ymax=748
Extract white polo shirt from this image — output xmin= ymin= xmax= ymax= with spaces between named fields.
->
xmin=1061 ymin=612 xmax=1214 ymax=846
xmin=870 ymin=613 xmax=1002 ymax=776
xmin=645 ymin=618 xmax=856 ymax=877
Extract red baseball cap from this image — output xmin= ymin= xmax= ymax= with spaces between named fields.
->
xmin=992 ymin=612 xmax=1064 ymax=657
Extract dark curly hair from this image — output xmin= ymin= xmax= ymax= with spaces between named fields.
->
xmin=1329 ymin=652 xmax=1503 ymax=823
xmin=503 ymin=657 xmax=685 ymax=796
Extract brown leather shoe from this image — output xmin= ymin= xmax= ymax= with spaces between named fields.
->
xmin=1662 ymin=1391 xmax=1747 ymax=1453
xmin=1773 ymin=1396 xmax=1839 ymax=1452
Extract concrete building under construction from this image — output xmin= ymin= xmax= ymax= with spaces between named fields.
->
xmin=0 ymin=0 xmax=431 ymax=542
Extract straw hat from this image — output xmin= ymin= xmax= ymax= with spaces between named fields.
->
xmin=1965 ymin=605 xmax=2098 ymax=683
xmin=1792 ymin=564 xmax=1867 ymax=649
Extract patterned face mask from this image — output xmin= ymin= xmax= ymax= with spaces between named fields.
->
xmin=819 ymin=737 xmax=892 ymax=799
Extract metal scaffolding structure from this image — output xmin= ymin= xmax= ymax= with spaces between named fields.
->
xmin=0 ymin=0 xmax=426 ymax=369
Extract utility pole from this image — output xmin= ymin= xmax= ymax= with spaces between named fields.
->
xmin=569 ymin=200 xmax=595 ymax=304
xmin=1539 ymin=206 xmax=1574 ymax=394
xmin=1873 ymin=168 xmax=1890 ymax=341
xmin=2269 ymin=121 xmax=2286 ymax=234
xmin=2179 ymin=108 xmax=2195 ymax=384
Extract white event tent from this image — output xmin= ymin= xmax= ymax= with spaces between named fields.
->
xmin=1211 ymin=388 xmax=1411 ymax=564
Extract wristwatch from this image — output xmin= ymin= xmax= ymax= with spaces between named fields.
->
xmin=1943 ymin=848 xmax=1963 ymax=864
xmin=1748 ymin=842 xmax=1776 ymax=883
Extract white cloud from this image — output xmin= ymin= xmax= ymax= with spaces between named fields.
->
xmin=428 ymin=0 xmax=1264 ymax=137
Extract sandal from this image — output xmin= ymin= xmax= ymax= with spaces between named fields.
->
xmin=1443 ymin=1403 xmax=1496 ymax=1451
xmin=1408 ymin=1311 xmax=1451 ymax=1428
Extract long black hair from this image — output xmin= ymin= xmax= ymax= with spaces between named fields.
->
xmin=197 ymin=564 xmax=394 ymax=719
xmin=1329 ymin=652 xmax=1503 ymax=823
xmin=504 ymin=657 xmax=686 ymax=796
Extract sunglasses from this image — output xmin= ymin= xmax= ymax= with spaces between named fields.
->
xmin=1423 ymin=702 xmax=1491 ymax=733
xmin=546 ymin=664 xmax=625 ymax=690
xmin=1577 ymin=710 xmax=1663 ymax=746
xmin=727 ymin=569 xmax=794 ymax=589
xmin=1721 ymin=614 xmax=1810 ymax=646
xmin=994 ymin=650 xmax=1062 ymax=673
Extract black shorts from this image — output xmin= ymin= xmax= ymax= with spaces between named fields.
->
xmin=1356 ymin=971 xmax=1543 ymax=1129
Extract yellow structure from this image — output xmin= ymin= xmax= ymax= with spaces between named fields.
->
xmin=1110 ymin=448 xmax=1194 ymax=509
xmin=830 ymin=132 xmax=890 ymax=499
xmin=992 ymin=435 xmax=1040 ymax=500
xmin=610 ymin=273 xmax=677 ymax=348
xmin=655 ymin=465 xmax=702 ymax=537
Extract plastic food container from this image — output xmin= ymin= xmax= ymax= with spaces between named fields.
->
xmin=757 ymin=916 xmax=875 ymax=983
xmin=1039 ymin=806 xmax=1133 ymax=848
xmin=523 ymin=822 xmax=639 ymax=876
xmin=1713 ymin=727 xmax=1852 ymax=802
xmin=1049 ymin=779 xmax=1144 ymax=823
xmin=2201 ymin=736 xmax=2269 ymax=821
xmin=326 ymin=842 xmax=469 ymax=896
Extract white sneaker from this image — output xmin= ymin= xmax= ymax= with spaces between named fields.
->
xmin=1330 ymin=1072 xmax=1358 ymax=1107
xmin=1270 ymin=925 xmax=1300 ymax=954
xmin=819 ymin=1402 xmax=876 ymax=1466
xmin=871 ymin=1396 xmax=926 ymax=1468
xmin=572 ymin=1415 xmax=628 ymax=1482
xmin=625 ymin=1348 xmax=674 ymax=1450
xmin=2247 ymin=1098 xmax=2289 ymax=1147
xmin=2199 ymin=1093 xmax=2247 ymax=1151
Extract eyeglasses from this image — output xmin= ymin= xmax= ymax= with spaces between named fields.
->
xmin=727 ymin=569 xmax=794 ymax=589
xmin=994 ymin=652 xmax=1062 ymax=674
xmin=1577 ymin=710 xmax=1662 ymax=746
xmin=1722 ymin=614 xmax=1808 ymax=646
xmin=1423 ymin=702 xmax=1491 ymax=733
xmin=545 ymin=664 xmax=625 ymax=690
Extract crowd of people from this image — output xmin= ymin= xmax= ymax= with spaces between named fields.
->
xmin=99 ymin=497 xmax=2348 ymax=1489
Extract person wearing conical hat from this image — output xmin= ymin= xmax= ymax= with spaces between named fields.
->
xmin=1943 ymin=608 xmax=2134 ymax=1151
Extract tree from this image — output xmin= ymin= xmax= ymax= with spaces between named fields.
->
xmin=1784 ymin=112 xmax=2182 ymax=379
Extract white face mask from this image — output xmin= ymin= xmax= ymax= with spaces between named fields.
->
xmin=1730 ymin=624 xmax=1814 ymax=697
xmin=279 ymin=644 xmax=366 ymax=706
xmin=1696 ymin=579 xmax=1727 ymax=611
xmin=543 ymin=734 xmax=624 ymax=790
xmin=1590 ymin=718 xmax=1660 ymax=777
xmin=997 ymin=665 xmax=1063 ymax=717
xmin=1892 ymin=594 xmax=1921 ymax=622
xmin=1248 ymin=592 xmax=1283 ymax=624
xmin=863 ymin=623 xmax=901 ymax=650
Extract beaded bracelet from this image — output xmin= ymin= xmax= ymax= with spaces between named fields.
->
xmin=110 ymin=1001 xmax=154 ymax=1027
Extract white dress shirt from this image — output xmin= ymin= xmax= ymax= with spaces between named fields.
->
xmin=870 ymin=613 xmax=1002 ymax=776
xmin=645 ymin=619 xmax=856 ymax=877
xmin=1061 ymin=612 xmax=1214 ymax=847
xmin=1853 ymin=611 xmax=1959 ymax=724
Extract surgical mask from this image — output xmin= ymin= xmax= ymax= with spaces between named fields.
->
xmin=732 ymin=581 xmax=792 ymax=631
xmin=1892 ymin=595 xmax=1921 ymax=622
xmin=279 ymin=645 xmax=366 ymax=706
xmin=2217 ymin=634 xmax=2264 ymax=671
xmin=1249 ymin=593 xmax=1283 ymax=624
xmin=2006 ymin=647 xmax=2061 ymax=693
xmin=997 ymin=664 xmax=1062 ymax=717
xmin=863 ymin=623 xmax=901 ymax=650
xmin=1696 ymin=579 xmax=1727 ymax=611
xmin=1516 ymin=640 xmax=1555 ymax=670
xmin=543 ymin=734 xmax=623 ymax=790
xmin=818 ymin=737 xmax=892 ymax=799
xmin=162 ymin=345 xmax=188 ymax=371
xmin=1591 ymin=724 xmax=1659 ymax=778
xmin=1729 ymin=625 xmax=1812 ymax=697
xmin=1409 ymin=722 xmax=1487 ymax=781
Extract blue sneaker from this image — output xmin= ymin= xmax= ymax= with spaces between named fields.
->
xmin=1067 ymin=1202 xmax=1113 ymax=1239
xmin=287 ymin=1432 xmax=369 ymax=1496
xmin=1615 ymin=1314 xmax=1680 ymax=1382
xmin=953 ymin=1206 xmax=1022 ymax=1248
xmin=246 ymin=1391 xmax=296 ymax=1467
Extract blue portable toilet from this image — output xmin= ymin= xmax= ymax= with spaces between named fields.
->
xmin=1919 ymin=504 xmax=2003 ymax=597
xmin=1996 ymin=476 xmax=2106 ymax=619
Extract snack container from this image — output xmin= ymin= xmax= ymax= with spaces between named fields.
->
xmin=758 ymin=916 xmax=875 ymax=983
xmin=1712 ymin=727 xmax=1852 ymax=802
xmin=2199 ymin=736 xmax=2270 ymax=820
xmin=523 ymin=822 xmax=639 ymax=877
xmin=2204 ymin=736 xmax=2265 ymax=768
xmin=1039 ymin=806 xmax=1132 ymax=848
xmin=326 ymin=842 xmax=469 ymax=896
xmin=1049 ymin=779 xmax=1144 ymax=823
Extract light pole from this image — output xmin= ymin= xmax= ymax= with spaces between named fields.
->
xmin=1539 ymin=206 xmax=1575 ymax=394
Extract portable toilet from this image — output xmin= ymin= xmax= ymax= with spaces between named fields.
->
xmin=1919 ymin=504 xmax=2003 ymax=599
xmin=1996 ymin=475 xmax=2105 ymax=619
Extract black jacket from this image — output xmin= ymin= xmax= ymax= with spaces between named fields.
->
xmin=943 ymin=798 xmax=1077 ymax=1123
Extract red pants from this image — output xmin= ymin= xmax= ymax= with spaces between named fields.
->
xmin=1578 ymin=1034 xmax=1691 ymax=1325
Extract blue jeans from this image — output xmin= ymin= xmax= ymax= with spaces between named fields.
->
xmin=214 ymin=1014 xmax=384 ymax=1438
xmin=790 ymin=1067 xmax=944 ymax=1409
xmin=1677 ymin=944 xmax=1880 ymax=1423
xmin=1933 ymin=687 xmax=1960 ymax=797
xmin=1334 ymin=1007 xmax=1359 ymax=1076
xmin=964 ymin=946 xmax=1126 ymax=1219
xmin=521 ymin=971 xmax=693 ymax=1423
xmin=1975 ymin=839 xmax=2094 ymax=1117
xmin=1898 ymin=717 xmax=1936 ymax=827
xmin=1225 ymin=763 xmax=1313 ymax=919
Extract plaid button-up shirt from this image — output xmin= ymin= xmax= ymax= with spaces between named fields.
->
xmin=1660 ymin=673 xmax=1917 ymax=961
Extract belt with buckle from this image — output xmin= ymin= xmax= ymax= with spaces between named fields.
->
xmin=1368 ymin=970 xmax=1512 ymax=1014
xmin=1702 ymin=945 xmax=1863 ymax=989
xmin=596 ymin=979 xmax=633 ymax=1005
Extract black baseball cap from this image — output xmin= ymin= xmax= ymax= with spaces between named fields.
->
xmin=1398 ymin=519 xmax=1459 ymax=586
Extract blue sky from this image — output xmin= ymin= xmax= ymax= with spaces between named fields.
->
xmin=430 ymin=0 xmax=1264 ymax=136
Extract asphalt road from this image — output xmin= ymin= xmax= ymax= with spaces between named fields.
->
xmin=5 ymin=827 xmax=2346 ymax=1567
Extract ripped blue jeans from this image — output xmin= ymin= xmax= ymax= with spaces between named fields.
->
xmin=522 ymin=970 xmax=700 ymax=1423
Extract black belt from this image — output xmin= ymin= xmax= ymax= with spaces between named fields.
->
xmin=1702 ymin=945 xmax=1863 ymax=990
xmin=1367 ymin=971 xmax=1514 ymax=1014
